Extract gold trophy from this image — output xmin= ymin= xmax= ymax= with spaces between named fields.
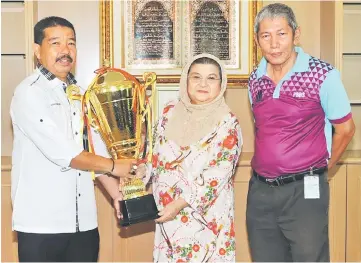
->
xmin=82 ymin=67 xmax=159 ymax=227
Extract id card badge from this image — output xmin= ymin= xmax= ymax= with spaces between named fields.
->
xmin=304 ymin=175 xmax=320 ymax=199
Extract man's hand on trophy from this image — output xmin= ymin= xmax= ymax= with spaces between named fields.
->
xmin=135 ymin=163 xmax=146 ymax=177
xmin=133 ymin=163 xmax=152 ymax=186
xmin=110 ymin=159 xmax=137 ymax=177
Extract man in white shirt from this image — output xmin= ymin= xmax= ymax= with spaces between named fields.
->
xmin=10 ymin=16 xmax=131 ymax=262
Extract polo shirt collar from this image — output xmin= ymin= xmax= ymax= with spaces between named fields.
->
xmin=256 ymin=46 xmax=310 ymax=79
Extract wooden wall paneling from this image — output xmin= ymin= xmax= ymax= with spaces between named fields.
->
xmin=233 ymin=166 xmax=252 ymax=262
xmin=347 ymin=106 xmax=361 ymax=150
xmin=328 ymin=165 xmax=347 ymax=262
xmin=320 ymin=1 xmax=336 ymax=65
xmin=112 ymin=213 xmax=125 ymax=261
xmin=343 ymin=56 xmax=361 ymax=101
xmin=1 ymin=170 xmax=19 ymax=262
xmin=1 ymin=2 xmax=26 ymax=54
xmin=1 ymin=56 xmax=27 ymax=156
xmin=95 ymin=183 xmax=114 ymax=262
xmin=343 ymin=4 xmax=361 ymax=53
xmin=346 ymin=165 xmax=361 ymax=262
xmin=24 ymin=0 xmax=37 ymax=74
xmin=119 ymin=221 xmax=155 ymax=261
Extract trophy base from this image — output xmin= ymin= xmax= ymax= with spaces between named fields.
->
xmin=119 ymin=194 xmax=159 ymax=227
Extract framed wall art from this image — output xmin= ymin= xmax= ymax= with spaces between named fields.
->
xmin=124 ymin=0 xmax=182 ymax=70
xmin=100 ymin=0 xmax=262 ymax=86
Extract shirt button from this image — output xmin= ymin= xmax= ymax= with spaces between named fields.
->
xmin=75 ymin=132 xmax=78 ymax=135
xmin=78 ymin=173 xmax=81 ymax=176
xmin=73 ymin=112 xmax=76 ymax=116
xmin=40 ymin=119 xmax=43 ymax=122
xmin=78 ymin=193 xmax=81 ymax=197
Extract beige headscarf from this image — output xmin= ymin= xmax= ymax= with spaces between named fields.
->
xmin=164 ymin=53 xmax=231 ymax=146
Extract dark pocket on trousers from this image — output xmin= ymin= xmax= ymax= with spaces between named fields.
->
xmin=248 ymin=175 xmax=256 ymax=189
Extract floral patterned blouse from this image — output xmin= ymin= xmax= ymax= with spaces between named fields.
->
xmin=149 ymin=101 xmax=242 ymax=262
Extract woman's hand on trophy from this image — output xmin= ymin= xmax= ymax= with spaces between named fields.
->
xmin=155 ymin=198 xmax=189 ymax=223
xmin=111 ymin=159 xmax=137 ymax=177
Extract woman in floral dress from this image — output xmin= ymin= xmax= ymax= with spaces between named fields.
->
xmin=142 ymin=53 xmax=243 ymax=262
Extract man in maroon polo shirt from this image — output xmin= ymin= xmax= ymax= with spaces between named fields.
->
xmin=246 ymin=3 xmax=355 ymax=262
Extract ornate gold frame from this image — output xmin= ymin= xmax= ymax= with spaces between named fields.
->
xmin=100 ymin=0 xmax=114 ymax=67
xmin=100 ymin=0 xmax=262 ymax=87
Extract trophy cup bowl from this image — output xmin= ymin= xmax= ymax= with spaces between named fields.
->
xmin=85 ymin=68 xmax=159 ymax=227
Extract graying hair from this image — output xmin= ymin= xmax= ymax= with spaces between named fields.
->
xmin=254 ymin=3 xmax=298 ymax=35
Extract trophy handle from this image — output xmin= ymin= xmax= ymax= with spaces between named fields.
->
xmin=141 ymin=73 xmax=157 ymax=162
xmin=66 ymin=84 xmax=82 ymax=100
xmin=65 ymin=84 xmax=99 ymax=179
xmin=142 ymin=72 xmax=156 ymax=99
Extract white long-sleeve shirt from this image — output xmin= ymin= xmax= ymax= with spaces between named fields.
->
xmin=10 ymin=68 xmax=108 ymax=233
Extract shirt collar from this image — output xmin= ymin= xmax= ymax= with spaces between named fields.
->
xmin=256 ymin=46 xmax=310 ymax=79
xmin=36 ymin=63 xmax=77 ymax=85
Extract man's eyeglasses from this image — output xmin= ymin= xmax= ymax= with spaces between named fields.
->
xmin=188 ymin=75 xmax=221 ymax=85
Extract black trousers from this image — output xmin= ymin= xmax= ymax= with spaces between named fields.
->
xmin=17 ymin=228 xmax=99 ymax=262
xmin=246 ymin=172 xmax=330 ymax=262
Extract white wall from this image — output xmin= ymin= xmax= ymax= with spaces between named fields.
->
xmin=37 ymin=1 xmax=100 ymax=88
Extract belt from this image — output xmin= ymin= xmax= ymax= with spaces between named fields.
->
xmin=253 ymin=167 xmax=327 ymax=187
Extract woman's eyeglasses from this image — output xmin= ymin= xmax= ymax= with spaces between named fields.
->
xmin=188 ymin=75 xmax=221 ymax=85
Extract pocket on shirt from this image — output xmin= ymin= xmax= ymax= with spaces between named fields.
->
xmin=49 ymin=102 xmax=69 ymax=131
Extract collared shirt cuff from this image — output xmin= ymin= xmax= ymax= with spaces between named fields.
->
xmin=60 ymin=144 xmax=84 ymax=172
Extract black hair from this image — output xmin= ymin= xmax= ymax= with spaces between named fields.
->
xmin=188 ymin=57 xmax=222 ymax=81
xmin=34 ymin=16 xmax=76 ymax=45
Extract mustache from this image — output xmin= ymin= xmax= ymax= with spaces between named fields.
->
xmin=56 ymin=55 xmax=73 ymax=63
